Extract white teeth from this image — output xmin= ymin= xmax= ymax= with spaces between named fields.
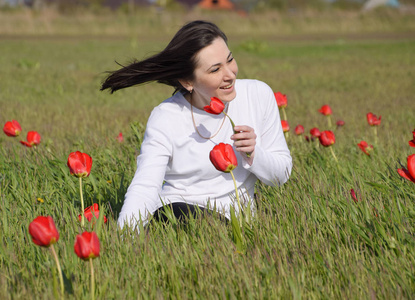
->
xmin=221 ymin=83 xmax=233 ymax=89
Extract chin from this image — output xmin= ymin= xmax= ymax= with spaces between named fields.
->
xmin=219 ymin=91 xmax=237 ymax=103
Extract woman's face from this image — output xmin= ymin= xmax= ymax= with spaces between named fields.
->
xmin=187 ymin=37 xmax=238 ymax=107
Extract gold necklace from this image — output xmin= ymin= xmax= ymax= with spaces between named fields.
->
xmin=190 ymin=94 xmax=228 ymax=140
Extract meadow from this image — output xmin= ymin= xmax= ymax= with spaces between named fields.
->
xmin=1 ymin=7 xmax=415 ymax=299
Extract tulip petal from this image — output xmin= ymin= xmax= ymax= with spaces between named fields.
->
xmin=407 ymin=154 xmax=415 ymax=180
xmin=397 ymin=168 xmax=415 ymax=183
xmin=20 ymin=141 xmax=33 ymax=147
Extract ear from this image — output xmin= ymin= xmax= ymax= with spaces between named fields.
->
xmin=178 ymin=79 xmax=193 ymax=93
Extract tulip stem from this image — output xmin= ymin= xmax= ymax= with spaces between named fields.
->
xmin=329 ymin=147 xmax=338 ymax=162
xmin=79 ymin=177 xmax=85 ymax=227
xmin=282 ymin=107 xmax=287 ymax=121
xmin=223 ymin=112 xmax=251 ymax=158
xmin=222 ymin=111 xmax=236 ymax=133
xmin=90 ymin=258 xmax=95 ymax=300
xmin=327 ymin=116 xmax=332 ymax=129
xmin=50 ymin=244 xmax=64 ymax=300
xmin=373 ymin=126 xmax=378 ymax=144
xmin=229 ymin=170 xmax=242 ymax=226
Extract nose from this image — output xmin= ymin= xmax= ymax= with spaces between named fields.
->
xmin=223 ymin=64 xmax=237 ymax=80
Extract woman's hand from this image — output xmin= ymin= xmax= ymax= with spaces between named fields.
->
xmin=231 ymin=125 xmax=256 ymax=165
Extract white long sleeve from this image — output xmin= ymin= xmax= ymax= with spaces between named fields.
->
xmin=118 ymin=79 xmax=292 ymax=229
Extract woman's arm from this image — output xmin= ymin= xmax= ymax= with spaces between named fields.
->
xmin=235 ymin=81 xmax=292 ymax=187
xmin=118 ymin=107 xmax=172 ymax=229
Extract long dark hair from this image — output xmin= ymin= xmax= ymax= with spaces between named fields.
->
xmin=100 ymin=20 xmax=228 ymax=94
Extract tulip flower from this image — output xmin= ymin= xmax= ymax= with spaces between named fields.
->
xmin=74 ymin=231 xmax=100 ymax=260
xmin=274 ymin=92 xmax=287 ymax=108
xmin=318 ymin=105 xmax=332 ymax=116
xmin=29 ymin=216 xmax=64 ymax=298
xmin=209 ymin=143 xmax=241 ymax=224
xmin=68 ymin=151 xmax=93 ymax=227
xmin=204 ymin=97 xmax=237 ymax=133
xmin=319 ymin=105 xmax=333 ymax=128
xmin=209 ymin=143 xmax=238 ymax=173
xmin=29 ymin=216 xmax=59 ymax=247
xmin=336 ymin=120 xmax=345 ymax=128
xmin=3 ymin=120 xmax=22 ymax=137
xmin=397 ymin=154 xmax=415 ymax=184
xmin=319 ymin=130 xmax=338 ymax=161
xmin=67 ymin=151 xmax=92 ymax=178
xmin=319 ymin=130 xmax=335 ymax=147
xmin=350 ymin=189 xmax=358 ymax=203
xmin=274 ymin=92 xmax=287 ymax=120
xmin=204 ymin=97 xmax=225 ymax=114
xmin=281 ymin=120 xmax=289 ymax=133
xmin=20 ymin=131 xmax=41 ymax=147
xmin=79 ymin=203 xmax=108 ymax=224
xmin=294 ymin=125 xmax=304 ymax=135
xmin=409 ymin=129 xmax=415 ymax=148
xmin=74 ymin=231 xmax=100 ymax=300
xmin=305 ymin=135 xmax=314 ymax=143
xmin=116 ymin=132 xmax=124 ymax=143
xmin=367 ymin=112 xmax=381 ymax=143
xmin=357 ymin=141 xmax=374 ymax=156
xmin=366 ymin=112 xmax=381 ymax=126
xmin=310 ymin=127 xmax=321 ymax=138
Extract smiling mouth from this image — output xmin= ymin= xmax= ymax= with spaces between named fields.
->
xmin=220 ymin=83 xmax=233 ymax=90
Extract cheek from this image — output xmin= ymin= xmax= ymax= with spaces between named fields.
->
xmin=232 ymin=61 xmax=239 ymax=75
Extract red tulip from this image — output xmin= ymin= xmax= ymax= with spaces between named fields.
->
xmin=29 ymin=216 xmax=59 ymax=247
xmin=357 ymin=141 xmax=374 ymax=156
xmin=409 ymin=129 xmax=415 ymax=148
xmin=318 ymin=105 xmax=332 ymax=116
xmin=204 ymin=97 xmax=225 ymax=115
xmin=336 ymin=120 xmax=345 ymax=128
xmin=3 ymin=120 xmax=22 ymax=137
xmin=318 ymin=130 xmax=335 ymax=147
xmin=305 ymin=135 xmax=314 ymax=142
xmin=350 ymin=189 xmax=358 ymax=203
xmin=74 ymin=231 xmax=100 ymax=260
xmin=67 ymin=151 xmax=92 ymax=178
xmin=281 ymin=120 xmax=290 ymax=133
xmin=209 ymin=143 xmax=238 ymax=173
xmin=274 ymin=92 xmax=287 ymax=108
xmin=294 ymin=125 xmax=304 ymax=135
xmin=78 ymin=203 xmax=108 ymax=224
xmin=116 ymin=132 xmax=124 ymax=143
xmin=20 ymin=131 xmax=41 ymax=147
xmin=310 ymin=127 xmax=321 ymax=138
xmin=397 ymin=154 xmax=415 ymax=183
xmin=366 ymin=112 xmax=381 ymax=126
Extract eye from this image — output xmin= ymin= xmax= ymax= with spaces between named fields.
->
xmin=210 ymin=68 xmax=220 ymax=73
xmin=228 ymin=57 xmax=234 ymax=63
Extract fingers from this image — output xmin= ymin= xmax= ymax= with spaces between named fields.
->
xmin=231 ymin=125 xmax=256 ymax=141
xmin=231 ymin=125 xmax=256 ymax=154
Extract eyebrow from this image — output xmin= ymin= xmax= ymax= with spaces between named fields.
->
xmin=206 ymin=52 xmax=233 ymax=71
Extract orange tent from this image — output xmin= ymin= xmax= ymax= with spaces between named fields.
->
xmin=199 ymin=0 xmax=234 ymax=10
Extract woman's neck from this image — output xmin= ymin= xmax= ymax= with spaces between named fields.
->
xmin=184 ymin=93 xmax=209 ymax=110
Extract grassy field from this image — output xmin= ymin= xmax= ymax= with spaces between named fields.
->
xmin=1 ymin=8 xmax=415 ymax=299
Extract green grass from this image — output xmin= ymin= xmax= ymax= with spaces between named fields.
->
xmin=1 ymin=10 xmax=415 ymax=299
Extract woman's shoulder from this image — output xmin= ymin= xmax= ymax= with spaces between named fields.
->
xmin=150 ymin=93 xmax=187 ymax=116
xmin=236 ymin=79 xmax=273 ymax=95
xmin=146 ymin=93 xmax=187 ymax=129
xmin=236 ymin=79 xmax=273 ymax=98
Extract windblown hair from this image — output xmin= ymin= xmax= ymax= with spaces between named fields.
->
xmin=100 ymin=20 xmax=228 ymax=94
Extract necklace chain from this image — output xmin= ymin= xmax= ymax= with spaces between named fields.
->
xmin=190 ymin=94 xmax=228 ymax=140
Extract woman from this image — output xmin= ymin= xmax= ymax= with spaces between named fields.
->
xmin=101 ymin=20 xmax=292 ymax=229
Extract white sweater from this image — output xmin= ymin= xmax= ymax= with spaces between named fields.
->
xmin=118 ymin=79 xmax=292 ymax=228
